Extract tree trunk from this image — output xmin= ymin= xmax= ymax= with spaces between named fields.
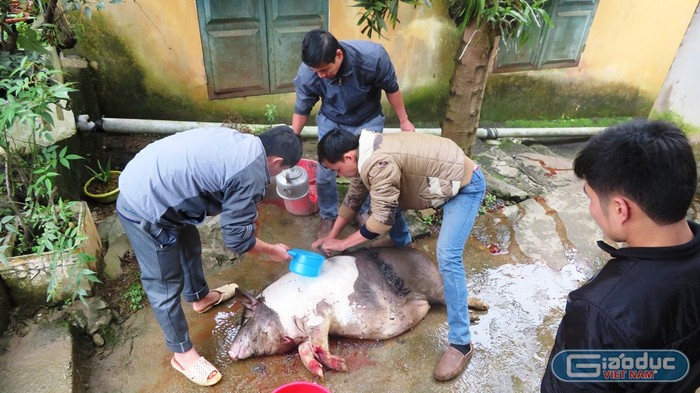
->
xmin=441 ymin=20 xmax=499 ymax=156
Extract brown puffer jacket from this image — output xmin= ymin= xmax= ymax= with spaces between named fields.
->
xmin=339 ymin=130 xmax=476 ymax=236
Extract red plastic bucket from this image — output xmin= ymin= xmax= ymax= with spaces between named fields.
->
xmin=272 ymin=381 xmax=331 ymax=393
xmin=283 ymin=159 xmax=319 ymax=216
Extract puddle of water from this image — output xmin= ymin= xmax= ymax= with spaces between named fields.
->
xmin=91 ymin=184 xmax=626 ymax=392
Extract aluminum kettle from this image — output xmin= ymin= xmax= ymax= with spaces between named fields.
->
xmin=275 ymin=165 xmax=310 ymax=200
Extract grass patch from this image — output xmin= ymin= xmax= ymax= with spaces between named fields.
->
xmin=486 ymin=117 xmax=635 ymax=129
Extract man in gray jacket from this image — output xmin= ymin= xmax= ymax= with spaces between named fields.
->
xmin=116 ymin=125 xmax=302 ymax=387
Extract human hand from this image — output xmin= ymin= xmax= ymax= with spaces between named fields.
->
xmin=311 ymin=236 xmax=330 ymax=252
xmin=400 ymin=119 xmax=415 ymax=132
xmin=319 ymin=238 xmax=348 ymax=255
xmin=267 ymin=243 xmax=292 ymax=263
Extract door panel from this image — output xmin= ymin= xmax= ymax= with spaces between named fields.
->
xmin=493 ymin=0 xmax=598 ymax=73
xmin=494 ymin=26 xmax=544 ymax=72
xmin=267 ymin=0 xmax=327 ymax=93
xmin=539 ymin=2 xmax=598 ymax=68
xmin=197 ymin=0 xmax=328 ymax=99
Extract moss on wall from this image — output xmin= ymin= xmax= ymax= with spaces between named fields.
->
xmin=386 ymin=82 xmax=450 ymax=127
xmin=71 ymin=14 xmax=655 ymax=127
xmin=481 ymin=74 xmax=655 ymax=122
xmin=73 ymin=14 xmax=299 ymax=124
xmin=649 ymin=109 xmax=700 ymax=135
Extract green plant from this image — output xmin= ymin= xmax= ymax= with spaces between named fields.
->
xmin=354 ymin=1 xmax=550 ymax=155
xmin=0 ymin=53 xmax=99 ymax=303
xmin=85 ymin=158 xmax=112 ymax=183
xmin=264 ymin=104 xmax=278 ymax=124
xmin=123 ymin=282 xmax=146 ymax=311
xmin=479 ymin=193 xmax=498 ymax=216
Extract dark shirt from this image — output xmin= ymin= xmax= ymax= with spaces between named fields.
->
xmin=541 ymin=221 xmax=700 ymax=393
xmin=293 ymin=40 xmax=399 ymax=126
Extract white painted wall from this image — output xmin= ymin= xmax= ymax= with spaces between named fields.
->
xmin=652 ymin=3 xmax=700 ymax=129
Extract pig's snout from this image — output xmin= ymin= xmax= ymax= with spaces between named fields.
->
xmin=228 ymin=342 xmax=252 ymax=360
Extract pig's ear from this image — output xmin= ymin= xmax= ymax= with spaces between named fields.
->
xmin=235 ymin=289 xmax=259 ymax=310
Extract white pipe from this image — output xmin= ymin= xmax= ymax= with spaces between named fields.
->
xmin=76 ymin=116 xmax=605 ymax=139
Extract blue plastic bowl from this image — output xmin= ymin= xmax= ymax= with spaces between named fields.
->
xmin=288 ymin=249 xmax=325 ymax=277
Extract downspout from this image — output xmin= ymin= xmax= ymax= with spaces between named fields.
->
xmin=76 ymin=115 xmax=605 ymax=139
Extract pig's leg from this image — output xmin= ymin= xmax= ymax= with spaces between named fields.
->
xmin=298 ymin=341 xmax=325 ymax=379
xmin=304 ymin=317 xmax=348 ymax=373
xmin=468 ymin=297 xmax=489 ymax=310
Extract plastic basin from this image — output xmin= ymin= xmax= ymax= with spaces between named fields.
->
xmin=288 ymin=249 xmax=325 ymax=277
xmin=272 ymin=381 xmax=331 ymax=393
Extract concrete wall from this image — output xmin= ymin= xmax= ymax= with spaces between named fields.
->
xmin=71 ymin=1 xmax=457 ymax=125
xmin=651 ymin=3 xmax=700 ymax=133
xmin=69 ymin=0 xmax=696 ymax=124
xmin=482 ymin=0 xmax=699 ymax=122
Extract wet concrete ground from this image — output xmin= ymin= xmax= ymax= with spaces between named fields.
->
xmin=78 ymin=138 xmax=625 ymax=393
xmin=19 ymin=135 xmax=695 ymax=393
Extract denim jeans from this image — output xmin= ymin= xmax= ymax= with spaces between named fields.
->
xmin=389 ymin=209 xmax=412 ymax=247
xmin=116 ymin=195 xmax=209 ymax=353
xmin=316 ymin=112 xmax=385 ymax=219
xmin=436 ymin=168 xmax=486 ymax=346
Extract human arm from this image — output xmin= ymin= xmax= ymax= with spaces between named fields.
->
xmin=317 ymin=228 xmax=370 ymax=254
xmin=386 ymin=90 xmax=414 ymax=132
xmin=311 ymin=178 xmax=370 ymax=252
xmin=313 ymin=161 xmax=400 ymax=254
xmin=372 ymin=45 xmax=414 ymax=132
xmin=311 ymin=214 xmax=354 ymax=253
xmin=291 ymin=113 xmax=309 ymax=135
xmin=292 ymin=66 xmax=319 ymax=135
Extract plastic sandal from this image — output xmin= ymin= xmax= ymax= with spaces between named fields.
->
xmin=171 ymin=356 xmax=222 ymax=387
xmin=197 ymin=283 xmax=238 ymax=314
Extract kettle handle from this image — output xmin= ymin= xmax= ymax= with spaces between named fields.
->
xmin=288 ymin=249 xmax=299 ymax=258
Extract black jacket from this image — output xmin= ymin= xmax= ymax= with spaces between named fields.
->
xmin=541 ymin=221 xmax=700 ymax=392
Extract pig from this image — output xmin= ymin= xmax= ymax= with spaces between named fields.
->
xmin=228 ymin=247 xmax=489 ymax=379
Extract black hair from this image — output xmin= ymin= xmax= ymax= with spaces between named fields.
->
xmin=258 ymin=125 xmax=302 ymax=167
xmin=573 ymin=119 xmax=697 ymax=224
xmin=317 ymin=128 xmax=359 ymax=165
xmin=301 ymin=29 xmax=341 ymax=67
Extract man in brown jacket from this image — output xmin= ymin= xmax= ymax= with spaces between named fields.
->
xmin=312 ymin=129 xmax=486 ymax=381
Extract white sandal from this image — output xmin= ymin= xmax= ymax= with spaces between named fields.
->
xmin=197 ymin=282 xmax=239 ymax=314
xmin=171 ymin=356 xmax=222 ymax=387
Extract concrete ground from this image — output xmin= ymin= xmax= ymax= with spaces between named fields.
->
xmin=2 ymin=136 xmax=699 ymax=393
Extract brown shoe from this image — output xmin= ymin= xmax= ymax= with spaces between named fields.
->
xmin=433 ymin=345 xmax=473 ymax=381
xmin=316 ymin=218 xmax=335 ymax=238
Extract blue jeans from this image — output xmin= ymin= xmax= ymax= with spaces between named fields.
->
xmin=389 ymin=209 xmax=412 ymax=247
xmin=316 ymin=112 xmax=385 ymax=219
xmin=436 ymin=168 xmax=486 ymax=345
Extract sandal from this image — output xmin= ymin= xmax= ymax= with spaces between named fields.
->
xmin=171 ymin=356 xmax=222 ymax=387
xmin=196 ymin=283 xmax=239 ymax=314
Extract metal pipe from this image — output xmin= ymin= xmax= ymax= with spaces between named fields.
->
xmin=76 ymin=115 xmax=605 ymax=139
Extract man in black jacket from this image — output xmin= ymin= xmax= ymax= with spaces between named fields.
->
xmin=541 ymin=120 xmax=700 ymax=392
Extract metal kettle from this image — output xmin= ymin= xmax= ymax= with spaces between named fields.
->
xmin=275 ymin=165 xmax=309 ymax=200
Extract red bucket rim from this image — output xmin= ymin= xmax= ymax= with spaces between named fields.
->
xmin=271 ymin=381 xmax=331 ymax=393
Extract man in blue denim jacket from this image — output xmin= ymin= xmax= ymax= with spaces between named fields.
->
xmin=291 ymin=29 xmax=414 ymax=237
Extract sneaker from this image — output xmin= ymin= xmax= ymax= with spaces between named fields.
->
xmin=433 ymin=344 xmax=473 ymax=381
xmin=315 ymin=218 xmax=335 ymax=238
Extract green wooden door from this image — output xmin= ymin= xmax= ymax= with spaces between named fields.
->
xmin=494 ymin=0 xmax=598 ymax=72
xmin=197 ymin=0 xmax=327 ymax=99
